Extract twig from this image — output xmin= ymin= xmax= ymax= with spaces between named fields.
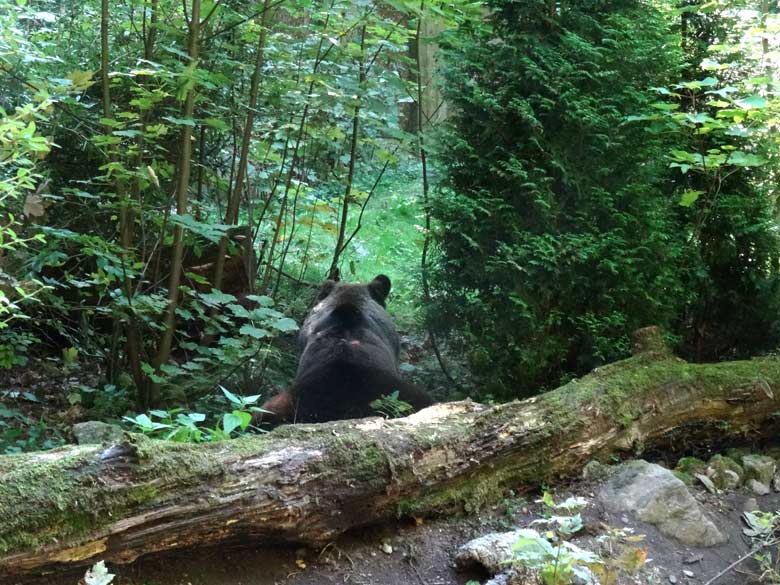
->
xmin=408 ymin=558 xmax=428 ymax=585
xmin=703 ymin=538 xmax=780 ymax=585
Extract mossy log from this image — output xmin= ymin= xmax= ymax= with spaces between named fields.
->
xmin=2 ymin=339 xmax=780 ymax=577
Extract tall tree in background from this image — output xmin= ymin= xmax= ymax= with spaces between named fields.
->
xmin=150 ymin=0 xmax=201 ymax=406
xmin=429 ymin=0 xmax=686 ymax=398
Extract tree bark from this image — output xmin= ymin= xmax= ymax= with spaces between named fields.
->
xmin=150 ymin=0 xmax=202 ymax=406
xmin=212 ymin=0 xmax=271 ymax=293
xmin=2 ymin=339 xmax=779 ymax=577
xmin=328 ymin=24 xmax=366 ymax=280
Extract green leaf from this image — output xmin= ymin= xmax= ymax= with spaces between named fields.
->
xmin=685 ymin=113 xmax=711 ymax=124
xmin=232 ymin=409 xmax=252 ymax=430
xmin=679 ymin=190 xmax=703 ymax=207
xmin=204 ymin=117 xmax=228 ymax=130
xmin=650 ymin=102 xmax=679 ymax=111
xmin=162 ymin=116 xmax=196 ymax=126
xmin=112 ymin=129 xmax=142 ymax=138
xmin=735 ymin=95 xmax=767 ymax=110
xmin=169 ymin=214 xmax=230 ymax=243
xmin=198 ymin=289 xmax=237 ymax=306
xmin=220 ymin=385 xmax=241 ymax=405
xmin=239 ymin=324 xmax=270 ymax=339
xmin=729 ymin=151 xmax=767 ymax=167
xmin=245 ymin=295 xmax=274 ymax=307
xmin=271 ymin=317 xmax=298 ymax=332
xmin=222 ymin=413 xmax=243 ymax=435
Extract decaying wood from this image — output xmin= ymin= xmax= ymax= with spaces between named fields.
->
xmin=1 ymin=331 xmax=779 ymax=577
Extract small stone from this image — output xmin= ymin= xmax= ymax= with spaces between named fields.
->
xmin=695 ymin=473 xmax=718 ymax=494
xmin=380 ymin=543 xmax=393 ymax=555
xmin=742 ymin=455 xmax=776 ymax=485
xmin=582 ymin=460 xmax=611 ymax=481
xmin=749 ymin=479 xmax=770 ymax=496
xmin=683 ymin=553 xmax=703 ymax=564
xmin=707 ymin=455 xmax=744 ymax=489
xmin=72 ymin=421 xmax=124 ymax=445
xmin=743 ymin=498 xmax=760 ymax=512
xmin=683 ymin=570 xmax=694 ymax=578
xmin=720 ymin=470 xmax=741 ymax=489
xmin=669 ymin=575 xmax=678 ymax=584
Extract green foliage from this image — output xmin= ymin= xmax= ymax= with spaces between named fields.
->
xmin=82 ymin=561 xmax=115 ymax=585
xmin=511 ymin=493 xmax=649 ymax=584
xmin=743 ymin=510 xmax=780 ymax=584
xmin=0 ymin=402 xmax=64 ymax=454
xmin=122 ymin=386 xmax=266 ymax=442
xmin=0 ymin=0 xmax=454 ymax=416
xmin=512 ymin=493 xmax=599 ymax=585
xmin=0 ymin=330 xmax=37 ymax=368
xmin=513 ymin=528 xmax=599 ymax=585
xmin=0 ymin=11 xmax=53 ymax=326
xmin=634 ymin=4 xmax=780 ymax=361
xmin=430 ymin=0 xmax=686 ymax=398
xmin=369 ymin=390 xmax=414 ymax=419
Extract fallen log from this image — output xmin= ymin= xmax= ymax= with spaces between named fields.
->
xmin=2 ymin=330 xmax=779 ymax=577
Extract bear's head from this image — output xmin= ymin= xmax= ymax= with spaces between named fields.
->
xmin=297 ymin=274 xmax=399 ymax=374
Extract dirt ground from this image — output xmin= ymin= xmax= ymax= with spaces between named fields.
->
xmin=23 ymin=479 xmax=779 ymax=585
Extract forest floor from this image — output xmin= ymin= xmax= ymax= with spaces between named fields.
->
xmin=27 ymin=468 xmax=778 ymax=585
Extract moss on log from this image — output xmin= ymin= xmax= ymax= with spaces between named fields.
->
xmin=1 ymin=350 xmax=779 ymax=577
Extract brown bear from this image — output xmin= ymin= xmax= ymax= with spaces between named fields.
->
xmin=258 ymin=274 xmax=432 ymax=423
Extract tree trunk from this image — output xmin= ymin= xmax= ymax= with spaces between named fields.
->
xmin=2 ymin=335 xmax=779 ymax=577
xmin=328 ymin=24 xmax=366 ymax=279
xmin=212 ymin=0 xmax=271 ymax=293
xmin=150 ymin=0 xmax=202 ymax=406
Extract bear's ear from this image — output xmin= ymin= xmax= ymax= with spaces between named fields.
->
xmin=317 ymin=280 xmax=337 ymax=301
xmin=368 ymin=274 xmax=391 ymax=305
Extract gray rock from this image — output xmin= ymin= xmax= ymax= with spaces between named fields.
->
xmin=599 ymin=460 xmax=727 ymax=546
xmin=454 ymin=531 xmax=523 ymax=574
xmin=773 ymin=473 xmax=780 ymax=493
xmin=669 ymin=576 xmax=678 ymax=584
xmin=454 ymin=531 xmax=544 ymax=585
xmin=72 ymin=421 xmax=124 ymax=445
xmin=748 ymin=479 xmax=770 ymax=496
xmin=742 ymin=455 xmax=776 ymax=485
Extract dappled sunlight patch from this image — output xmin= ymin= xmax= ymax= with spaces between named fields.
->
xmin=397 ymin=401 xmax=480 ymax=426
